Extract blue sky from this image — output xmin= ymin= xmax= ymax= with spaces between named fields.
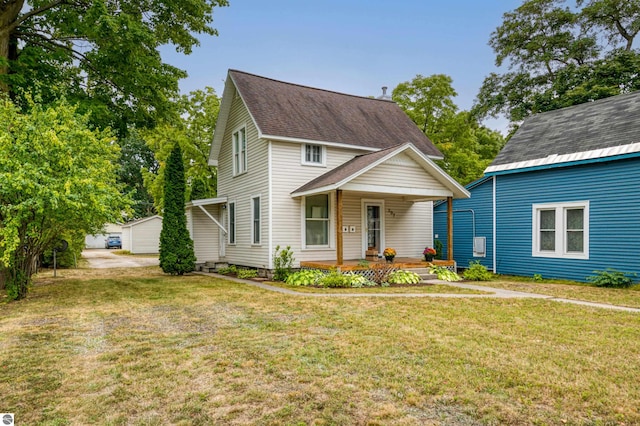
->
xmin=161 ymin=0 xmax=523 ymax=132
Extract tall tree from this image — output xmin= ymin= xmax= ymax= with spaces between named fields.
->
xmin=118 ymin=130 xmax=159 ymax=218
xmin=0 ymin=98 xmax=128 ymax=299
xmin=393 ymin=75 xmax=505 ymax=185
xmin=159 ymin=145 xmax=196 ymax=275
xmin=0 ymin=0 xmax=228 ymax=134
xmin=143 ymin=87 xmax=219 ymax=211
xmin=474 ymin=0 xmax=640 ymax=124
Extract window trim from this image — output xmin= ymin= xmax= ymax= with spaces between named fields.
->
xmin=302 ymin=193 xmax=332 ymax=249
xmin=228 ymin=201 xmax=236 ymax=245
xmin=232 ymin=125 xmax=247 ymax=176
xmin=301 ymin=144 xmax=326 ymax=167
xmin=251 ymin=195 xmax=261 ymax=246
xmin=532 ymin=201 xmax=589 ymax=259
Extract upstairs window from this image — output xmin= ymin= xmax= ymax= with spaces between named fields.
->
xmin=302 ymin=144 xmax=325 ymax=166
xmin=233 ymin=127 xmax=247 ymax=175
xmin=532 ymin=201 xmax=589 ymax=259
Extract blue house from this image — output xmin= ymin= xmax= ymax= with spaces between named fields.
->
xmin=435 ymin=91 xmax=640 ymax=281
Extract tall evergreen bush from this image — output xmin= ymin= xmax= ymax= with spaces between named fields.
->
xmin=159 ymin=145 xmax=196 ymax=275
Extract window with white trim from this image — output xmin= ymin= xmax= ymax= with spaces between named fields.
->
xmin=228 ymin=202 xmax=236 ymax=245
xmin=305 ymin=194 xmax=329 ymax=247
xmin=251 ymin=196 xmax=261 ymax=245
xmin=532 ymin=201 xmax=589 ymax=259
xmin=233 ymin=127 xmax=247 ymax=175
xmin=302 ymin=144 xmax=325 ymax=166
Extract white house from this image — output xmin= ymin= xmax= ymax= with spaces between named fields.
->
xmin=187 ymin=70 xmax=469 ymax=271
xmin=85 ymin=223 xmax=122 ymax=249
xmin=121 ymin=215 xmax=162 ymax=254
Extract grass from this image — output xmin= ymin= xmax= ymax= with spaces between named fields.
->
xmin=2 ymin=267 xmax=640 ymax=425
xmin=485 ymin=277 xmax=640 ymax=309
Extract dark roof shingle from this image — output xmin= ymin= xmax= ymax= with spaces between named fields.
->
xmin=229 ymin=70 xmax=442 ymax=158
xmin=491 ymin=91 xmax=640 ymax=167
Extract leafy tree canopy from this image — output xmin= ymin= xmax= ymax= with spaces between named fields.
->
xmin=474 ymin=0 xmax=640 ymax=124
xmin=0 ymin=97 xmax=129 ymax=299
xmin=393 ymin=74 xmax=505 ymax=185
xmin=143 ymin=87 xmax=219 ymax=212
xmin=0 ymin=0 xmax=228 ymax=134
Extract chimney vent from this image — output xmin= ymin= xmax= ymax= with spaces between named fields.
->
xmin=377 ymin=86 xmax=392 ymax=101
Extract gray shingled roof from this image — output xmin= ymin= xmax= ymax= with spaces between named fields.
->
xmin=491 ymin=91 xmax=640 ymax=167
xmin=229 ymin=70 xmax=443 ymax=158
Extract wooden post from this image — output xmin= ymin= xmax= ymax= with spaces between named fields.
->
xmin=336 ymin=190 xmax=344 ymax=265
xmin=447 ymin=196 xmax=454 ymax=261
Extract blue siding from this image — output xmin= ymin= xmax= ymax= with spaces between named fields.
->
xmin=495 ymin=157 xmax=640 ymax=281
xmin=433 ymin=178 xmax=494 ymax=270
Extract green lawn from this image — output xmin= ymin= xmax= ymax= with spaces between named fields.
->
xmin=1 ymin=267 xmax=640 ymax=425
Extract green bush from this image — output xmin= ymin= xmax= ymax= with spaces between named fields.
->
xmin=587 ymin=269 xmax=637 ymax=288
xmin=285 ymin=269 xmax=325 ymax=286
xmin=318 ymin=271 xmax=350 ymax=288
xmin=218 ymin=265 xmax=237 ymax=275
xmin=434 ymin=239 xmax=444 ymax=260
xmin=237 ymin=269 xmax=258 ymax=279
xmin=343 ymin=272 xmax=376 ymax=288
xmin=387 ymin=270 xmax=421 ymax=285
xmin=429 ymin=265 xmax=461 ymax=282
xmin=463 ymin=261 xmax=493 ymax=281
xmin=273 ymin=245 xmax=295 ymax=281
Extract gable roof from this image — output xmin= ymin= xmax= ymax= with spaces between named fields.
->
xmin=210 ymin=70 xmax=442 ymax=165
xmin=122 ymin=215 xmax=162 ymax=228
xmin=486 ymin=91 xmax=640 ymax=174
xmin=291 ymin=143 xmax=469 ymax=200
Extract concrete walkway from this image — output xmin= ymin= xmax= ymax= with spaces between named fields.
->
xmin=197 ymin=272 xmax=640 ymax=313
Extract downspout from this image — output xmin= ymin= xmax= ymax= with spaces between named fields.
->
xmin=492 ymin=175 xmax=497 ymax=273
xmin=268 ymin=141 xmax=273 ymax=269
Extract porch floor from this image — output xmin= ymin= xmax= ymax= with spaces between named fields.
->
xmin=300 ymin=258 xmax=455 ymax=271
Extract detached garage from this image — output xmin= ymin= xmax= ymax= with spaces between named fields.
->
xmin=121 ymin=215 xmax=163 ymax=254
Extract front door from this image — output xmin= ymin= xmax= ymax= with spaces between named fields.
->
xmin=363 ymin=202 xmax=384 ymax=256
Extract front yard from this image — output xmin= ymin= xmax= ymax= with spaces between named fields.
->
xmin=1 ymin=267 xmax=640 ymax=425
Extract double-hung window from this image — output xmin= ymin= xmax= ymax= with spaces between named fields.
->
xmin=305 ymin=194 xmax=329 ymax=247
xmin=228 ymin=202 xmax=236 ymax=245
xmin=251 ymin=196 xmax=261 ymax=245
xmin=532 ymin=201 xmax=589 ymax=259
xmin=233 ymin=127 xmax=247 ymax=175
xmin=302 ymin=144 xmax=325 ymax=166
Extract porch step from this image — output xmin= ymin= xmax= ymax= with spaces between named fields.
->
xmin=408 ymin=267 xmax=438 ymax=282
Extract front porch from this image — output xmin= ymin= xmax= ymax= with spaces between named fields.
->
xmin=300 ymin=257 xmax=456 ymax=272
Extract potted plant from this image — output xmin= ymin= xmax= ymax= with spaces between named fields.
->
xmin=423 ymin=247 xmax=436 ymax=262
xmin=383 ymin=247 xmax=396 ymax=263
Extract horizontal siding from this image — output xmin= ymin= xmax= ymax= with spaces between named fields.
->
xmin=496 ymin=158 xmax=640 ymax=281
xmin=434 ymin=178 xmax=494 ymax=270
xmin=384 ymin=199 xmax=433 ymax=257
xmin=190 ymin=205 xmax=220 ymax=263
xmin=216 ymin=94 xmax=270 ymax=268
xmin=131 ymin=218 xmax=161 ymax=254
xmin=121 ymin=228 xmax=131 ymax=251
xmin=350 ymin=153 xmax=444 ymax=189
xmin=271 ymin=142 xmax=364 ymax=265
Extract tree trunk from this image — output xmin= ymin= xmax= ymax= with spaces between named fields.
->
xmin=0 ymin=0 xmax=25 ymax=93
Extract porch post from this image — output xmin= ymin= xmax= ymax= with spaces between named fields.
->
xmin=336 ymin=189 xmax=344 ymax=265
xmin=336 ymin=190 xmax=344 ymax=265
xmin=447 ymin=196 xmax=454 ymax=261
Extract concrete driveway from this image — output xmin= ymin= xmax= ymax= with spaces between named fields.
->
xmin=83 ymin=249 xmax=159 ymax=268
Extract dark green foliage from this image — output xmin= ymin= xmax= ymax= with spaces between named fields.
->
xmin=273 ymin=245 xmax=295 ymax=281
xmin=41 ymin=232 xmax=85 ymax=269
xmin=117 ymin=130 xmax=158 ymax=218
xmin=463 ymin=261 xmax=494 ymax=281
xmin=434 ymin=239 xmax=444 ymax=260
xmin=318 ymin=271 xmax=350 ymax=288
xmin=159 ymin=145 xmax=196 ymax=275
xmin=587 ymin=269 xmax=637 ymax=288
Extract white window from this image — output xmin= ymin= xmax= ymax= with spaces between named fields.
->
xmin=305 ymin=194 xmax=330 ymax=247
xmin=251 ymin=196 xmax=261 ymax=245
xmin=302 ymin=144 xmax=325 ymax=166
xmin=233 ymin=127 xmax=247 ymax=175
xmin=228 ymin=202 xmax=236 ymax=245
xmin=532 ymin=201 xmax=589 ymax=259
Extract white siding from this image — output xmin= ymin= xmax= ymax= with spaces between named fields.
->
xmin=191 ymin=205 xmax=220 ymax=263
xmin=128 ymin=217 xmax=162 ymax=254
xmin=350 ymin=153 xmax=444 ymax=189
xmin=217 ymin=93 xmax=270 ymax=268
xmin=121 ymin=227 xmax=131 ymax=251
xmin=271 ymin=141 xmax=364 ymax=265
